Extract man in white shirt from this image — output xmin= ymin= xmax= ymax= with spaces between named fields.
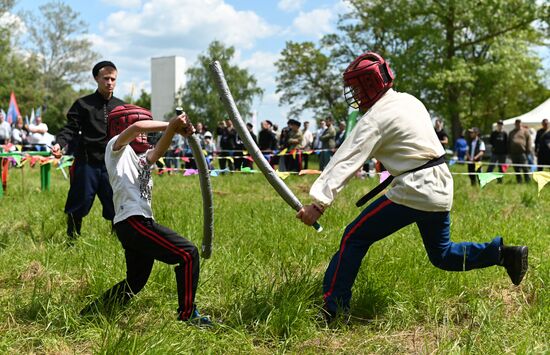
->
xmin=28 ymin=115 xmax=49 ymax=150
xmin=301 ymin=121 xmax=314 ymax=169
xmin=296 ymin=51 xmax=528 ymax=323
xmin=0 ymin=112 xmax=11 ymax=144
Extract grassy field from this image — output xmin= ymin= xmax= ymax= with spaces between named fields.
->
xmin=0 ymin=162 xmax=548 ymax=354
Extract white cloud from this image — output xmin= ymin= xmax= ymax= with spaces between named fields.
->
xmin=277 ymin=0 xmax=306 ymax=12
xmin=0 ymin=12 xmax=27 ymax=39
xmin=86 ymin=0 xmax=281 ymax=100
xmin=241 ymin=51 xmax=280 ymax=88
xmin=98 ymin=0 xmax=276 ymax=53
xmin=292 ymin=8 xmax=334 ymax=37
xmin=101 ymin=0 xmax=142 ymax=8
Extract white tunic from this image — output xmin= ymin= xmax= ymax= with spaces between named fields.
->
xmin=106 ymin=136 xmax=154 ymax=224
xmin=310 ymin=89 xmax=453 ymax=212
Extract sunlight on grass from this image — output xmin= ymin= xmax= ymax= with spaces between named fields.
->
xmin=0 ymin=165 xmax=548 ymax=353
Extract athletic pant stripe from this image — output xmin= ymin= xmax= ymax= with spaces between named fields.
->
xmin=324 ymin=198 xmax=393 ymax=300
xmin=127 ymin=217 xmax=193 ymax=319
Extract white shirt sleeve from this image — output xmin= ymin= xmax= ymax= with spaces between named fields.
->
xmin=310 ymin=115 xmax=381 ymax=207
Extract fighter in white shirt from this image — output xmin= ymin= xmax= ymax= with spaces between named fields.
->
xmin=80 ymin=104 xmax=211 ymax=326
xmin=296 ymin=52 xmax=529 ymax=323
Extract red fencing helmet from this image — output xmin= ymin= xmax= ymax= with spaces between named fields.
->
xmin=108 ymin=104 xmax=153 ymax=153
xmin=343 ymin=51 xmax=394 ymax=111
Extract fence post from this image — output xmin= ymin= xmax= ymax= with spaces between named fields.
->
xmin=40 ymin=163 xmax=51 ymax=191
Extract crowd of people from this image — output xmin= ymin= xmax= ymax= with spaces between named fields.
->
xmin=0 ymin=110 xmax=55 ymax=151
xmin=434 ymin=118 xmax=550 ymax=185
xmin=160 ymin=115 xmax=349 ymax=174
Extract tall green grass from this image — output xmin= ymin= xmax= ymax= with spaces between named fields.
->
xmin=0 ymin=164 xmax=548 ymax=353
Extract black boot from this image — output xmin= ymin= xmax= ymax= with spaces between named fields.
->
xmin=499 ymin=245 xmax=528 ymax=286
xmin=67 ymin=214 xmax=82 ymax=240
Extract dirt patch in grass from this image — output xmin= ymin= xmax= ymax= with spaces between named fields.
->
xmin=20 ymin=260 xmax=45 ymax=282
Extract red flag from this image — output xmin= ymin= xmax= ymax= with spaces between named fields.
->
xmin=6 ymin=91 xmax=21 ymax=125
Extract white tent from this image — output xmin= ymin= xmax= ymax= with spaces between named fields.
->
xmin=499 ymin=98 xmax=550 ymax=132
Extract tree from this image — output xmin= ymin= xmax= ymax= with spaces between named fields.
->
xmin=124 ymin=89 xmax=151 ymax=110
xmin=22 ymin=1 xmax=98 ymax=133
xmin=275 ymin=41 xmax=348 ymax=122
xmin=322 ymin=0 xmax=549 ymax=140
xmin=23 ymin=1 xmax=98 ymax=86
xmin=0 ymin=1 xmax=48 ymax=121
xmin=176 ymin=40 xmax=264 ymax=129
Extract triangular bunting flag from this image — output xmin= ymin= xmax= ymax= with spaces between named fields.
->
xmin=532 ymin=171 xmax=550 ymax=195
xmin=478 ymin=172 xmax=504 ymax=188
xmin=474 ymin=161 xmax=483 ymax=171
xmin=276 ymin=170 xmax=290 ymax=180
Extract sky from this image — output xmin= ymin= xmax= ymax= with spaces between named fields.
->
xmin=12 ymin=0 xmax=351 ymax=128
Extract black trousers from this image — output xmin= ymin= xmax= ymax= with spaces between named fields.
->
xmin=467 ymin=160 xmax=481 ymax=185
xmin=65 ymin=159 xmax=114 ymax=220
xmin=97 ymin=216 xmax=199 ymax=319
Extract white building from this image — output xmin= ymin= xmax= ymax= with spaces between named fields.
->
xmin=151 ymin=56 xmax=186 ymax=121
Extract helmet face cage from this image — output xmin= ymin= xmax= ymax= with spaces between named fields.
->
xmin=343 ymin=52 xmax=394 ymax=111
xmin=108 ymin=104 xmax=153 ymax=153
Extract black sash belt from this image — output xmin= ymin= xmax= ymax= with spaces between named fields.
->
xmin=355 ymin=155 xmax=446 ymax=207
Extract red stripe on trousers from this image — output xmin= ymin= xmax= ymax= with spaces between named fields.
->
xmin=324 ymin=198 xmax=393 ymax=300
xmin=127 ymin=217 xmax=193 ymax=319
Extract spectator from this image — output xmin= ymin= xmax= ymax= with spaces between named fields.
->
xmin=258 ymin=120 xmax=277 ymax=152
xmin=301 ymin=120 xmax=314 ymax=169
xmin=203 ymin=131 xmax=216 ymax=169
xmin=466 ymin=127 xmax=485 ymax=186
xmin=273 ymin=124 xmax=280 ymax=144
xmin=0 ymin=111 xmax=12 ymax=144
xmin=278 ymin=121 xmax=292 ymax=171
xmin=508 ymin=119 xmax=532 ymax=183
xmin=215 ymin=120 xmax=225 ymax=152
xmin=11 ymin=116 xmax=28 ymax=146
xmin=314 ymin=119 xmax=326 ymax=150
xmin=28 ymin=115 xmax=51 ymax=151
xmin=284 ymin=119 xmax=303 ymax=172
xmin=319 ymin=118 xmax=336 ymax=171
xmin=454 ymin=132 xmax=468 ymax=162
xmin=434 ymin=119 xmax=449 ymax=149
xmin=335 ymin=120 xmax=347 ymax=148
xmin=486 ymin=119 xmax=507 ymax=183
xmin=51 ymin=61 xmax=125 ymax=241
xmin=165 ymin=133 xmax=184 ymax=173
xmin=258 ymin=120 xmax=278 ymax=168
xmin=193 ymin=122 xmax=204 ymax=147
xmin=241 ymin=122 xmax=257 ymax=169
xmin=219 ymin=118 xmax=236 ymax=170
xmin=535 ymin=118 xmax=549 ymax=171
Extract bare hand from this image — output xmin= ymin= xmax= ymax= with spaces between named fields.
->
xmin=172 ymin=112 xmax=195 ymax=137
xmin=296 ymin=204 xmax=324 ymax=226
xmin=51 ymin=143 xmax=63 ymax=159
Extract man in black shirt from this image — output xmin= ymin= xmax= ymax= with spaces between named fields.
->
xmin=52 ymin=61 xmax=125 ymax=241
xmin=486 ymin=119 xmax=508 ymax=183
xmin=434 ymin=119 xmax=449 ymax=150
xmin=535 ymin=118 xmax=549 ymax=171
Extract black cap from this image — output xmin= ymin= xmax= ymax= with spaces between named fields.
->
xmin=288 ymin=119 xmax=301 ymax=127
xmin=92 ymin=61 xmax=117 ymax=77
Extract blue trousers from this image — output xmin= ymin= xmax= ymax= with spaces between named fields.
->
xmin=323 ymin=195 xmax=502 ymax=313
xmin=64 ymin=159 xmax=115 ymax=220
